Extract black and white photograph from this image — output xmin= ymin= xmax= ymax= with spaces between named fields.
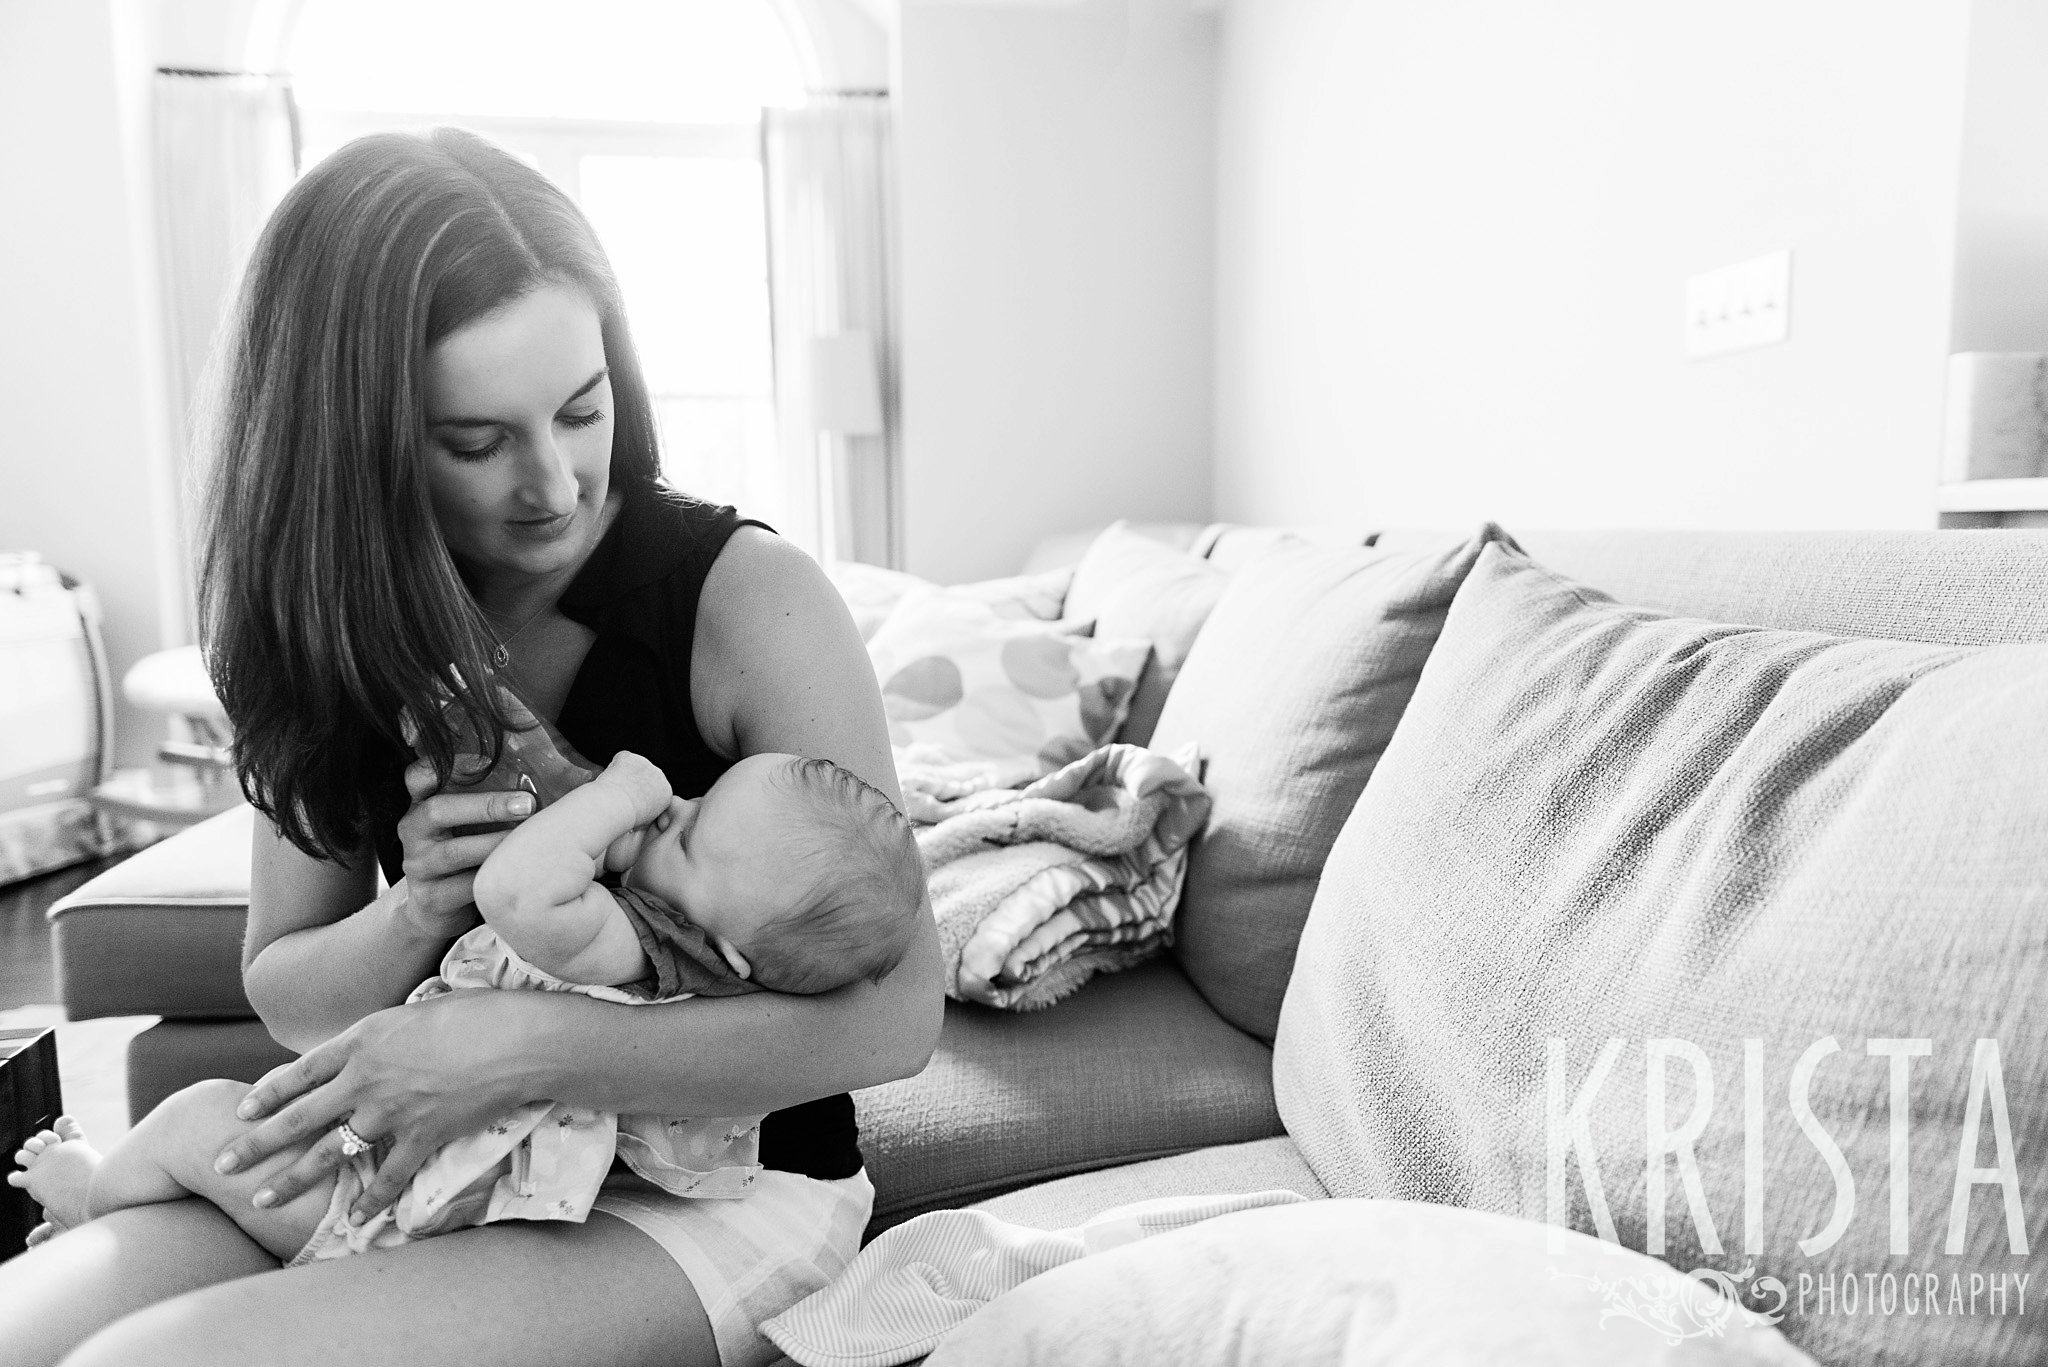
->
xmin=1 ymin=1 xmax=2045 ymax=1363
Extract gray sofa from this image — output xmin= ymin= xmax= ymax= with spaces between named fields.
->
xmin=50 ymin=523 xmax=2048 ymax=1365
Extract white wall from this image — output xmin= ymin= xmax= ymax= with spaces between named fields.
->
xmin=1212 ymin=0 xmax=1977 ymax=535
xmin=896 ymin=0 xmax=1218 ymax=582
xmin=1950 ymin=0 xmax=2048 ymax=352
xmin=0 ymin=0 xmax=185 ymax=766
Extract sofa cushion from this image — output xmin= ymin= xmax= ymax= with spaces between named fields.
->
xmin=1019 ymin=522 xmax=1216 ymax=577
xmin=1061 ymin=522 xmax=1228 ymax=748
xmin=1372 ymin=527 xmax=2048 ymax=644
xmin=49 ymin=803 xmax=255 ymax=1019
xmin=971 ymin=1136 xmax=1325 ymax=1231
xmin=1275 ymin=542 xmax=2048 ymax=1367
xmin=1200 ymin=524 xmax=1372 ymax=572
xmin=1149 ymin=527 xmax=1498 ymax=1041
xmin=127 ymin=1018 xmax=295 ymax=1124
xmin=855 ymin=959 xmax=1281 ymax=1233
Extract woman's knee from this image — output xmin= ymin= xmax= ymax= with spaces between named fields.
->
xmin=57 ymin=1297 xmax=223 ymax=1367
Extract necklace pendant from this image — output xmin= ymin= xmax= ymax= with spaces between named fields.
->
xmin=492 ymin=643 xmax=511 ymax=669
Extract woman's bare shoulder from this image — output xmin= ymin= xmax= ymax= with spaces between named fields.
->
xmin=691 ymin=528 xmax=899 ymax=802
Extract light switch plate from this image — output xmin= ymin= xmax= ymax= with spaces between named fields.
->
xmin=1686 ymin=250 xmax=1791 ymax=359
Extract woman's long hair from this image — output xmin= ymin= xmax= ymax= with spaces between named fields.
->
xmin=198 ymin=127 xmax=661 ymax=861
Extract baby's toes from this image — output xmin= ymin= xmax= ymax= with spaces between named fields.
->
xmin=6 ymin=1169 xmax=27 ymax=1187
xmin=53 ymin=1116 xmax=84 ymax=1142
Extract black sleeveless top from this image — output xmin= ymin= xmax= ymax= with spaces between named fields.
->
xmin=367 ymin=485 xmax=864 ymax=1180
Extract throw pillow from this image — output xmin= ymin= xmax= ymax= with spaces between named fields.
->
xmin=1148 ymin=526 xmax=1502 ymax=1041
xmin=827 ymin=563 xmax=1073 ymax=642
xmin=1063 ymin=521 xmax=1230 ymax=747
xmin=866 ymin=586 xmax=1151 ymax=789
xmin=1275 ymin=541 xmax=2048 ymax=1367
xmin=925 ymin=1200 xmax=1813 ymax=1366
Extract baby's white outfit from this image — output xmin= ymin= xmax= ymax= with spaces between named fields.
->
xmin=290 ymin=922 xmax=763 ymax=1264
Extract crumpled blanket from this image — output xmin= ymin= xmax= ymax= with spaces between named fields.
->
xmin=905 ymin=742 xmax=1210 ymax=1010
xmin=760 ymin=1190 xmax=1309 ymax=1367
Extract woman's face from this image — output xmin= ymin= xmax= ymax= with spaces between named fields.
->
xmin=421 ymin=282 xmax=617 ymax=594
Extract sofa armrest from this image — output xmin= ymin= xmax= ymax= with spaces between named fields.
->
xmin=49 ymin=804 xmax=255 ymax=1020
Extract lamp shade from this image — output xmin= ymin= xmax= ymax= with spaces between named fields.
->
xmin=809 ymin=331 xmax=884 ymax=437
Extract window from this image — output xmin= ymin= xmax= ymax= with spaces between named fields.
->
xmin=288 ymin=0 xmax=804 ymax=518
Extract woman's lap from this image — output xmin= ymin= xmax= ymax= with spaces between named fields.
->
xmin=0 ymin=1199 xmax=279 ymax=1367
xmin=3 ymin=1199 xmax=715 ymax=1367
xmin=590 ymin=1167 xmax=874 ymax=1367
xmin=3 ymin=1168 xmax=873 ymax=1367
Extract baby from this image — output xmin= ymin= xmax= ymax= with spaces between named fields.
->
xmin=10 ymin=748 xmax=926 ymax=1265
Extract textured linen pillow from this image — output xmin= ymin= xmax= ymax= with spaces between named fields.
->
xmin=827 ymin=563 xmax=1073 ymax=642
xmin=1147 ymin=526 xmax=1501 ymax=1041
xmin=867 ymin=586 xmax=1151 ymax=786
xmin=1063 ymin=521 xmax=1230 ymax=748
xmin=1275 ymin=542 xmax=2048 ymax=1367
xmin=924 ymin=1200 xmax=1813 ymax=1366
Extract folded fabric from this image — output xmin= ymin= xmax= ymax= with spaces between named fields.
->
xmin=760 ymin=1190 xmax=1309 ymax=1367
xmin=910 ymin=742 xmax=1209 ymax=1010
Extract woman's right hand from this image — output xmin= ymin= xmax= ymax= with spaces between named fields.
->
xmin=392 ymin=755 xmax=536 ymax=937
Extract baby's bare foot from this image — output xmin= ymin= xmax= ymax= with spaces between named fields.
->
xmin=8 ymin=1116 xmax=99 ymax=1233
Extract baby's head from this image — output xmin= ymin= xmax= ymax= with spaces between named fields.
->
xmin=623 ymin=753 xmax=925 ymax=994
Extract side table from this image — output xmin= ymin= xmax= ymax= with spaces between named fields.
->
xmin=0 ymin=1027 xmax=62 ymax=1259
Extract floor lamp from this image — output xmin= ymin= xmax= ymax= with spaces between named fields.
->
xmin=809 ymin=331 xmax=884 ymax=565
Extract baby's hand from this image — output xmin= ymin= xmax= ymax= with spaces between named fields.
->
xmin=597 ymin=752 xmax=673 ymax=827
xmin=602 ymin=800 xmax=676 ymax=876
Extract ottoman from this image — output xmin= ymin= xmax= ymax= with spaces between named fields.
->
xmin=47 ymin=804 xmax=294 ymax=1122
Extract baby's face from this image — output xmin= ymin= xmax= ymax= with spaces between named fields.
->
xmin=622 ymin=753 xmax=797 ymax=950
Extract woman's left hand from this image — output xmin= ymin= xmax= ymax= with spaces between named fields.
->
xmin=214 ymin=989 xmax=541 ymax=1221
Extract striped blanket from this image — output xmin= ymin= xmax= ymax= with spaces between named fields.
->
xmin=903 ymin=743 xmax=1210 ymax=1011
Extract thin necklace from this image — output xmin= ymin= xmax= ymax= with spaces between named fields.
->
xmin=485 ymin=601 xmax=549 ymax=669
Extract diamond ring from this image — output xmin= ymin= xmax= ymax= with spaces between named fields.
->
xmin=336 ymin=1121 xmax=373 ymax=1158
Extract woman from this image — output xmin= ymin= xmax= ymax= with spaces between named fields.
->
xmin=0 ymin=128 xmax=940 ymax=1367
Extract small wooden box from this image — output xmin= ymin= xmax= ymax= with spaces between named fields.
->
xmin=0 ymin=1028 xmax=62 ymax=1260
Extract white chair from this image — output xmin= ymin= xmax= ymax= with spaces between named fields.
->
xmin=89 ymin=645 xmax=242 ymax=828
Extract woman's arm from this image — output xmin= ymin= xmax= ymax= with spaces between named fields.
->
xmin=529 ymin=525 xmax=942 ymax=1107
xmin=523 ymin=526 xmax=944 ymax=1110
xmin=240 ymin=818 xmax=421 ymax=1052
xmin=241 ymin=773 xmax=539 ymax=1051
xmin=223 ymin=529 xmax=941 ymax=1218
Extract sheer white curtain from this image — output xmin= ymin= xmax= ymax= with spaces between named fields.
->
xmin=763 ymin=95 xmax=901 ymax=567
xmin=152 ymin=71 xmax=299 ymax=510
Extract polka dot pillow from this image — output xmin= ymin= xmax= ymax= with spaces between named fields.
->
xmin=867 ymin=585 xmax=1153 ymax=788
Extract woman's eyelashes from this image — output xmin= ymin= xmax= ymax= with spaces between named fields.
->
xmin=445 ymin=433 xmax=507 ymax=462
xmin=439 ymin=409 xmax=605 ymax=463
